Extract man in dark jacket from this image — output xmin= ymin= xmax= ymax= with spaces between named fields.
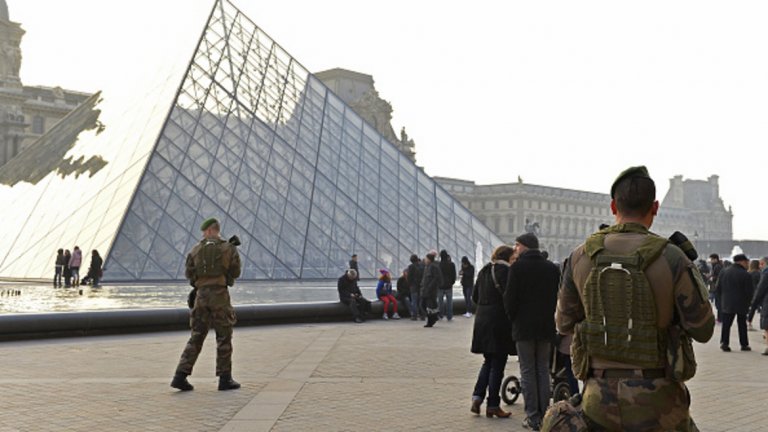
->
xmin=406 ymin=254 xmax=425 ymax=320
xmin=338 ymin=269 xmax=370 ymax=323
xmin=709 ymin=253 xmax=724 ymax=321
xmin=438 ymin=249 xmax=457 ymax=320
xmin=717 ymin=254 xmax=753 ymax=351
xmin=504 ymin=233 xmax=560 ymax=430
xmin=421 ymin=250 xmax=443 ymax=328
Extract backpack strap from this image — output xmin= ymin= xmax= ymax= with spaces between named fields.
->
xmin=635 ymin=235 xmax=669 ymax=271
xmin=584 ymin=232 xmax=606 ymax=260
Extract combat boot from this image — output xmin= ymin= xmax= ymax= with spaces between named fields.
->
xmin=170 ymin=372 xmax=194 ymax=391
xmin=218 ymin=374 xmax=241 ymax=391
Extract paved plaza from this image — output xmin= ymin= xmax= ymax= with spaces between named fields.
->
xmin=0 ymin=312 xmax=766 ymax=431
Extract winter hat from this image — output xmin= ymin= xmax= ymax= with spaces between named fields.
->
xmin=733 ymin=254 xmax=749 ymax=263
xmin=379 ymin=268 xmax=390 ymax=275
xmin=515 ymin=233 xmax=539 ymax=250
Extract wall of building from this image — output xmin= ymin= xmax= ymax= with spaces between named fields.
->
xmin=436 ymin=174 xmax=740 ymax=263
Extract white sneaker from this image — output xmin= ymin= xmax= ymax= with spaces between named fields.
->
xmin=382 ymin=313 xmax=388 ymax=320
xmin=392 ymin=313 xmax=400 ymax=320
xmin=464 ymin=312 xmax=472 ymax=318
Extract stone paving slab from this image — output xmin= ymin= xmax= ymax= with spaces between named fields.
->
xmin=0 ymin=313 xmax=766 ymax=431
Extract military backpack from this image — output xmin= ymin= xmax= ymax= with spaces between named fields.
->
xmin=194 ymin=238 xmax=226 ymax=278
xmin=575 ymin=229 xmax=669 ymax=373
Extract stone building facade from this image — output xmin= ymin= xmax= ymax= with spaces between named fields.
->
xmin=436 ymin=174 xmax=738 ymax=262
xmin=315 ymin=68 xmax=416 ymax=163
xmin=0 ymin=0 xmax=90 ymax=167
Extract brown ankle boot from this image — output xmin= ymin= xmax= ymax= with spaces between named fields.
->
xmin=486 ymin=407 xmax=511 ymax=418
xmin=470 ymin=399 xmax=481 ymax=415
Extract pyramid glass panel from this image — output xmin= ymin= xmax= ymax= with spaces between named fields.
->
xmin=0 ymin=0 xmax=502 ymax=282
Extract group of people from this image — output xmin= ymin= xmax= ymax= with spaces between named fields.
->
xmin=53 ymin=246 xmax=103 ymax=288
xmin=704 ymin=252 xmax=768 ymax=355
xmin=337 ymin=250 xmax=476 ymax=327
xmin=469 ymin=232 xmax=561 ymax=429
xmin=469 ymin=166 xmax=717 ymax=432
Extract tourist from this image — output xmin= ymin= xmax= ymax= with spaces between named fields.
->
xmin=407 ymin=254 xmax=424 ymax=320
xmin=338 ymin=269 xmax=370 ymax=323
xmin=69 ymin=246 xmax=82 ymax=287
xmin=349 ymin=254 xmax=360 ymax=280
xmin=54 ymin=249 xmax=65 ymax=288
xmin=748 ymin=259 xmax=760 ymax=330
xmin=717 ymin=254 xmax=753 ymax=352
xmin=396 ymin=269 xmax=414 ymax=318
xmin=171 ymin=217 xmax=242 ymax=392
xmin=748 ymin=256 xmax=768 ymax=355
xmin=504 ymin=233 xmax=560 ymax=430
xmin=421 ymin=250 xmax=443 ymax=328
xmin=82 ymin=250 xmax=103 ymax=287
xmin=709 ymin=253 xmax=724 ymax=322
xmin=470 ymin=245 xmax=515 ymax=418
xmin=377 ymin=269 xmax=400 ymax=320
xmin=460 ymin=256 xmax=475 ymax=317
xmin=63 ymin=249 xmax=72 ymax=287
xmin=438 ymin=249 xmax=456 ymax=320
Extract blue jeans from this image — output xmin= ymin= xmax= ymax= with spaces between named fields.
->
xmin=410 ymin=292 xmax=422 ymax=317
xmin=462 ymin=283 xmax=473 ymax=313
xmin=438 ymin=288 xmax=453 ymax=319
xmin=517 ymin=340 xmax=551 ymax=425
xmin=472 ymin=352 xmax=508 ymax=408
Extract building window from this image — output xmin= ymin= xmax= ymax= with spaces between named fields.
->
xmin=32 ymin=116 xmax=45 ymax=134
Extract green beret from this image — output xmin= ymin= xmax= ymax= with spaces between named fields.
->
xmin=610 ymin=165 xmax=651 ymax=198
xmin=200 ymin=217 xmax=219 ymax=231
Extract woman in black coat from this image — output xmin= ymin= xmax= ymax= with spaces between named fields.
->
xmin=470 ymin=245 xmax=516 ymax=418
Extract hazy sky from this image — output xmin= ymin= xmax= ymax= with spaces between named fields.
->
xmin=10 ymin=1 xmax=768 ymax=240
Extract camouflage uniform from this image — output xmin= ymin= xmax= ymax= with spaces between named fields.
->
xmin=175 ymin=236 xmax=241 ymax=377
xmin=556 ymin=223 xmax=714 ymax=432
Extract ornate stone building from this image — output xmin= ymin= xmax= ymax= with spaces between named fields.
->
xmin=0 ymin=0 xmax=90 ymax=167
xmin=436 ymin=174 xmax=738 ymax=262
xmin=315 ymin=68 xmax=416 ymax=162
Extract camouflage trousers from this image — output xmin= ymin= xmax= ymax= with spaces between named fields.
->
xmin=582 ymin=377 xmax=697 ymax=432
xmin=175 ymin=286 xmax=237 ymax=377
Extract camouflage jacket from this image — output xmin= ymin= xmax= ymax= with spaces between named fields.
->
xmin=185 ymin=235 xmax=241 ymax=288
xmin=556 ymin=223 xmax=714 ymax=369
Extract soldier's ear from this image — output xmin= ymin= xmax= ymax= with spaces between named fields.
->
xmin=651 ymin=200 xmax=659 ymax=216
xmin=610 ymin=200 xmax=618 ymax=215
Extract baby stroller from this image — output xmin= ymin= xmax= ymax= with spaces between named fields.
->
xmin=501 ymin=341 xmax=573 ymax=405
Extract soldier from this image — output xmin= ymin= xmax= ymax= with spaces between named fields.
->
xmin=171 ymin=217 xmax=242 ymax=392
xmin=553 ymin=166 xmax=714 ymax=431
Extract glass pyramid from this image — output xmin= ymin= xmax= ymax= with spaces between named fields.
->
xmin=0 ymin=0 xmax=501 ymax=281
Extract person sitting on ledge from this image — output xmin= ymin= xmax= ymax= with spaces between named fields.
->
xmin=338 ymin=269 xmax=371 ymax=323
xmin=377 ymin=268 xmax=400 ymax=320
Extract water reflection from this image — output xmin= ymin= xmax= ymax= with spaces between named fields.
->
xmin=0 ymin=281 xmax=383 ymax=314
